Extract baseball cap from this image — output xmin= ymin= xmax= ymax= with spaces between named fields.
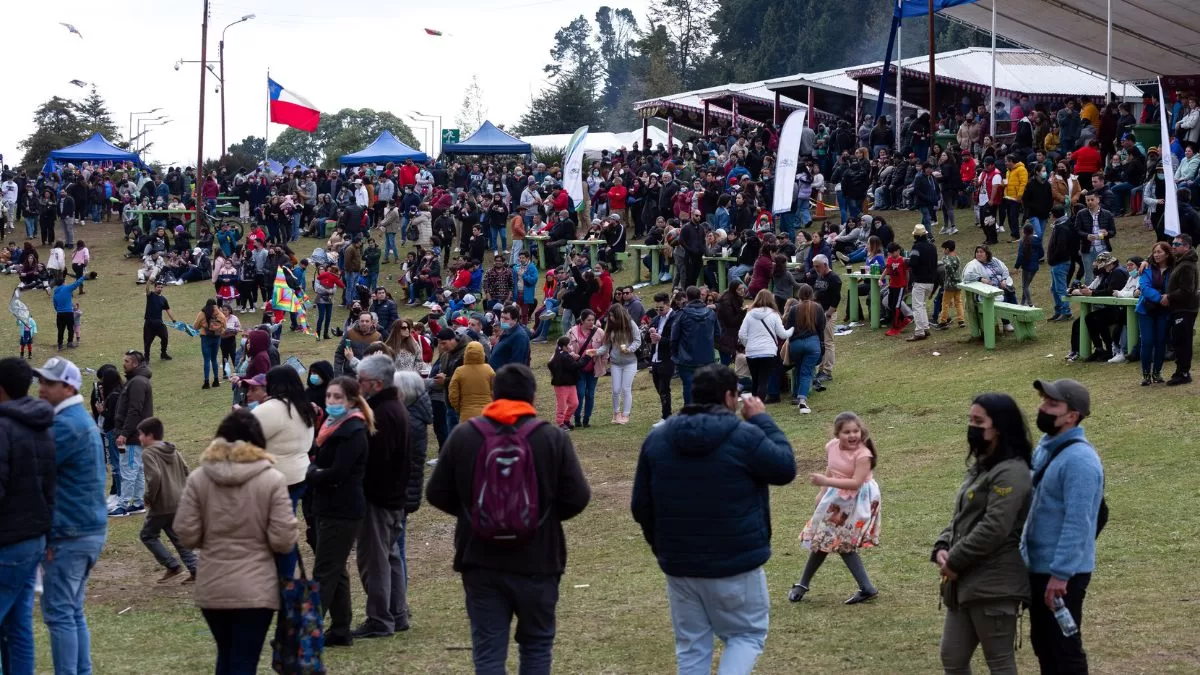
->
xmin=429 ymin=303 xmax=443 ymax=313
xmin=34 ymin=357 xmax=82 ymax=391
xmin=242 ymin=373 xmax=267 ymax=388
xmin=492 ymin=303 xmax=504 ymax=312
xmin=463 ymin=293 xmax=477 ymax=305
xmin=1034 ymin=378 xmax=1091 ymax=418
xmin=436 ymin=327 xmax=456 ymax=340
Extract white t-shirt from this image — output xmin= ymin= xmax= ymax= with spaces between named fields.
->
xmin=1 ymin=181 xmax=17 ymax=204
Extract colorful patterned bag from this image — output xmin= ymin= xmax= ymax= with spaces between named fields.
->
xmin=271 ymin=555 xmax=326 ymax=674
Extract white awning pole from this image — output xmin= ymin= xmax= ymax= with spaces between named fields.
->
xmin=1105 ymin=0 xmax=1112 ymax=104
xmin=989 ymin=0 xmax=996 ymax=138
xmin=897 ymin=15 xmax=903 ymax=152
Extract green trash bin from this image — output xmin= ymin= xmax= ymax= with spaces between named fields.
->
xmin=1132 ymin=124 xmax=1160 ymax=150
xmin=935 ymin=131 xmax=958 ymax=151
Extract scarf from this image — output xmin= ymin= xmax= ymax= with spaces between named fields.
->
xmin=316 ymin=409 xmax=365 ymax=447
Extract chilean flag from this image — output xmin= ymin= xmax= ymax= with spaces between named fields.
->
xmin=268 ymin=78 xmax=320 ymax=132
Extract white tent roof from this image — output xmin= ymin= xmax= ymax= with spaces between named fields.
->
xmin=765 ymin=65 xmax=897 ymax=105
xmin=844 ymin=47 xmax=1141 ymax=99
xmin=518 ymin=128 xmax=680 ymax=154
xmin=944 ymin=0 xmax=1200 ymax=83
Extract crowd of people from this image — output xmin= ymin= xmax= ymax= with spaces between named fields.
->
xmin=4 ymin=85 xmax=1198 ymax=675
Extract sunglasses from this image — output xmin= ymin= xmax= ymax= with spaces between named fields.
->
xmin=1171 ymin=241 xmax=1186 ymax=247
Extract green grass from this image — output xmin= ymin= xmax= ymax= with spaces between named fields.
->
xmin=7 ymin=210 xmax=1200 ymax=674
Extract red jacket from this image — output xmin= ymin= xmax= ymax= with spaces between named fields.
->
xmin=607 ymin=185 xmax=628 ymax=210
xmin=1072 ymin=144 xmax=1102 ymax=174
xmin=398 ymin=164 xmax=419 ymax=186
xmin=202 ymin=179 xmax=220 ymax=200
xmin=452 ymin=268 xmax=471 ymax=289
xmin=317 ymin=271 xmax=345 ymax=289
xmin=589 ymin=270 xmax=613 ymax=318
xmin=884 ymin=254 xmax=909 ymax=288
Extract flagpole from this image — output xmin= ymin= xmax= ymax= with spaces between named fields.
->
xmin=265 ymin=68 xmax=270 ymax=166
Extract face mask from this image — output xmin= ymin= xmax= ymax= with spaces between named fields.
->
xmin=325 ymin=403 xmax=346 ymax=418
xmin=309 ymin=374 xmax=322 ymax=386
xmin=1036 ymin=410 xmax=1062 ymax=435
xmin=500 ymin=321 xmax=512 ymax=330
xmin=1157 ymin=172 xmax=1165 ymax=179
xmin=247 ymin=401 xmax=259 ymax=411
xmin=967 ymin=425 xmax=989 ymax=454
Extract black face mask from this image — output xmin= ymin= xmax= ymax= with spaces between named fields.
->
xmin=1036 ymin=410 xmax=1062 ymax=435
xmin=967 ymin=425 xmax=989 ymax=454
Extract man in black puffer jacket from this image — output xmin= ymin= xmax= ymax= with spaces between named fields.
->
xmin=907 ymin=224 xmax=940 ymax=341
xmin=1166 ymin=234 xmax=1200 ymax=385
xmin=0 ymin=357 xmax=57 ymax=670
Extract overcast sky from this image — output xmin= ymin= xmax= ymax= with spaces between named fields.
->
xmin=5 ymin=0 xmax=650 ymax=167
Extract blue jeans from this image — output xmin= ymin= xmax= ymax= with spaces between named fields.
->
xmin=797 ymin=200 xmax=812 ymax=228
xmin=445 ymin=406 xmax=460 ymax=431
xmin=778 ymin=212 xmax=797 ymax=241
xmin=275 ymin=483 xmax=306 ymax=579
xmin=677 ymin=366 xmax=697 ymax=405
xmin=574 ymin=372 xmax=598 ymax=425
xmin=290 ymin=211 xmax=301 ymax=241
xmin=1138 ymin=312 xmax=1171 ymax=374
xmin=89 ymin=203 xmax=101 ymax=223
xmin=1081 ymin=251 xmax=1099 ymax=285
xmin=789 ymin=335 xmax=822 ymax=399
xmin=918 ymin=205 xmax=936 ymax=227
xmin=836 ymin=192 xmax=848 ymax=224
xmin=1028 ymin=216 xmax=1044 ymax=239
xmin=24 ymin=217 xmax=37 ymax=239
xmin=489 ymin=224 xmax=508 ymax=252
xmin=0 ymin=535 xmax=46 ymax=675
xmin=316 ymin=302 xmax=332 ymax=336
xmin=1050 ymin=263 xmax=1071 ymax=317
xmin=847 ymin=248 xmax=868 ymax=264
xmin=205 ymin=198 xmax=217 ymax=215
xmin=532 ymin=317 xmax=552 ymax=341
xmin=364 ymin=271 xmax=379 ymax=294
xmin=384 ymin=232 xmax=399 ymax=261
xmin=104 ymin=430 xmax=121 ymax=495
xmin=42 ymin=534 xmax=106 ymax=675
xmin=844 ymin=197 xmax=863 ymax=220
xmin=200 ymin=335 xmax=220 ymax=382
xmin=119 ymin=443 xmax=145 ymax=509
xmin=666 ymin=566 xmax=769 ymax=675
xmin=396 ymin=511 xmax=409 ymax=614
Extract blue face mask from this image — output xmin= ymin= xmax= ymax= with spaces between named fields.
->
xmin=500 ymin=321 xmax=512 ymax=330
xmin=325 ymin=403 xmax=346 ymax=418
xmin=309 ymin=374 xmax=321 ymax=386
xmin=247 ymin=401 xmax=259 ymax=411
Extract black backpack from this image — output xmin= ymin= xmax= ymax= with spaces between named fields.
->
xmin=1032 ymin=439 xmax=1108 ymax=537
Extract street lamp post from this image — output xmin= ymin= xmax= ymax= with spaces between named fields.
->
xmin=141 ymin=121 xmax=173 ymax=158
xmin=136 ymin=116 xmax=168 ymax=153
xmin=411 ymin=111 xmax=443 ymax=157
xmin=198 ymin=0 xmax=209 ymax=204
xmin=219 ymin=14 xmax=255 ymax=157
xmin=404 ymin=116 xmax=434 ymax=156
xmin=128 ymin=108 xmax=162 ymax=146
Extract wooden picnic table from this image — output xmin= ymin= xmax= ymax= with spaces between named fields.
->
xmin=568 ymin=239 xmax=604 ymax=263
xmin=961 ymin=281 xmax=1007 ymax=350
xmin=133 ymin=209 xmax=197 ymax=235
xmin=847 ymin=272 xmax=883 ymax=329
xmin=526 ymin=235 xmax=549 ymax=270
xmin=1067 ymin=294 xmax=1139 ymax=357
xmin=629 ymin=244 xmax=665 ymax=284
xmin=703 ymin=255 xmax=737 ymax=292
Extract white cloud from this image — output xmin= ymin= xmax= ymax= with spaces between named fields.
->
xmin=3 ymin=0 xmax=650 ymax=168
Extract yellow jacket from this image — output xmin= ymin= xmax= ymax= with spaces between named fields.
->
xmin=1004 ymin=163 xmax=1028 ymax=201
xmin=448 ymin=341 xmax=494 ymax=420
xmin=1080 ymin=102 xmax=1100 ymax=129
xmin=1043 ymin=131 xmax=1060 ymax=153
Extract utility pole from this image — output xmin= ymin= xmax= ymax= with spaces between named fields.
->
xmin=197 ymin=0 xmax=209 ymax=203
xmin=219 ymin=39 xmax=226 ymax=158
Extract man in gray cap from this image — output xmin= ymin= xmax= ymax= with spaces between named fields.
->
xmin=1022 ymin=378 xmax=1104 ymax=674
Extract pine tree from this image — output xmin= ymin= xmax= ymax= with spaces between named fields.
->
xmin=455 ymin=75 xmax=489 ymax=137
xmin=76 ymin=86 xmax=120 ymax=139
xmin=18 ymin=97 xmax=85 ymax=171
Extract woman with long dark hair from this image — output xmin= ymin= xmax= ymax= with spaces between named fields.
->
xmin=175 ymin=409 xmax=298 ymax=674
xmin=587 ymin=304 xmax=641 ymax=425
xmin=933 ymin=393 xmax=1033 ymax=674
xmin=715 ymin=280 xmax=747 ymax=366
xmin=307 ymin=376 xmax=373 ymax=646
xmin=787 ymin=284 xmax=826 ymax=414
xmin=739 ymin=288 xmax=793 ymax=399
xmin=252 ymin=366 xmax=316 ymax=577
xmin=566 ymin=309 xmax=602 ymax=428
xmin=1136 ymin=241 xmax=1175 ymax=384
xmin=383 ymin=319 xmax=422 ymax=373
xmin=193 ymin=298 xmax=226 ymax=390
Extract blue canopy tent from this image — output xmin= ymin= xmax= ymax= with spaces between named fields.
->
xmin=258 ymin=159 xmax=284 ymax=174
xmin=49 ymin=133 xmax=145 ymax=168
xmin=443 ymin=121 xmax=531 ymax=155
xmin=284 ymin=158 xmax=308 ymax=171
xmin=339 ymin=131 xmax=428 ymax=165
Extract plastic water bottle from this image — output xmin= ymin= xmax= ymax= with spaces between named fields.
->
xmin=1053 ymin=598 xmax=1078 ymax=637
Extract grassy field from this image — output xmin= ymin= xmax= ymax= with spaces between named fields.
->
xmin=6 ymin=209 xmax=1200 ymax=674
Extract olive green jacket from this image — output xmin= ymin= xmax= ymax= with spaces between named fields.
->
xmin=933 ymin=457 xmax=1033 ymax=609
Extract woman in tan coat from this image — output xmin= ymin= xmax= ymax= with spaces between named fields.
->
xmin=448 ymin=340 xmax=494 ymax=421
xmin=174 ymin=409 xmax=298 ymax=674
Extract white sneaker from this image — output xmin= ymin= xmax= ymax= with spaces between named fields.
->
xmin=106 ymin=494 xmax=120 ymax=510
xmin=1003 ymin=324 xmax=1015 ymax=333
xmin=949 ymin=227 xmax=960 ymax=235
xmin=659 ymin=272 xmax=672 ymax=283
xmin=797 ymin=400 xmax=811 ymax=414
xmin=1107 ymin=351 xmax=1127 ymax=364
xmin=652 ymin=418 xmax=668 ymax=428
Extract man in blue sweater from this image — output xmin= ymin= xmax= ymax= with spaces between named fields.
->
xmin=52 ymin=276 xmax=84 ymax=350
xmin=632 ymin=364 xmax=796 ymax=674
xmin=1022 ymin=378 xmax=1104 ymax=674
xmin=35 ymin=356 xmax=107 ymax=675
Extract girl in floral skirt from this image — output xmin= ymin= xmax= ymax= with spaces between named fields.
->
xmin=789 ymin=411 xmax=881 ymax=605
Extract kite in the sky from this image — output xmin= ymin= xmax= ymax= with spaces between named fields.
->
xmin=69 ymin=79 xmax=88 ymax=88
xmin=424 ymin=28 xmax=444 ymax=36
xmin=59 ymin=22 xmax=83 ymax=38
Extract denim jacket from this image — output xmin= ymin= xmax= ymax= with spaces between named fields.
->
xmin=50 ymin=397 xmax=108 ymax=540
